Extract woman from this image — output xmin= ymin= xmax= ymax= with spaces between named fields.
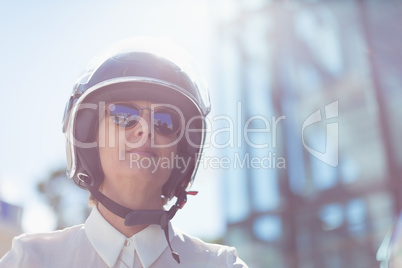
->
xmin=0 ymin=39 xmax=248 ymax=267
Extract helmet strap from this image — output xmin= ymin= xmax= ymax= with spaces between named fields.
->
xmin=77 ymin=173 xmax=197 ymax=264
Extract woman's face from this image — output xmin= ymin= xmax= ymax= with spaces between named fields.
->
xmin=98 ymin=100 xmax=179 ymax=199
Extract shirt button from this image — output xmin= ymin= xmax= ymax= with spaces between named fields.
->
xmin=124 ymin=240 xmax=131 ymax=246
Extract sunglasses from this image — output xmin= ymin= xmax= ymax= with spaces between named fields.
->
xmin=105 ymin=102 xmax=181 ymax=136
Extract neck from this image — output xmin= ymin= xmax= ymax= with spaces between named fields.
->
xmin=97 ymin=188 xmax=164 ymax=237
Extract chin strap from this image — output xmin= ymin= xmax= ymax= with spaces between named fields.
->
xmin=77 ymin=173 xmax=198 ymax=264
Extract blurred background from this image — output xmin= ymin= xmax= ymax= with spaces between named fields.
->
xmin=1 ymin=0 xmax=402 ymax=267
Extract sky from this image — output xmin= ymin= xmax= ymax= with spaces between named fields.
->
xmin=0 ymin=0 xmax=226 ymax=240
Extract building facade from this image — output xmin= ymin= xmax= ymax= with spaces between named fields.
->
xmin=210 ymin=1 xmax=402 ymax=267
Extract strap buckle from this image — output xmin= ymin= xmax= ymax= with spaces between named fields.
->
xmin=177 ymin=191 xmax=198 ymax=209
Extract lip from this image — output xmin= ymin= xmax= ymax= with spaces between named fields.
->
xmin=126 ymin=147 xmax=157 ymax=158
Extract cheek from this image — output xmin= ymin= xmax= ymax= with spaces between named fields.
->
xmin=99 ymin=146 xmax=116 ymax=171
xmin=98 ymin=119 xmax=125 ymax=152
xmin=98 ymin=120 xmax=122 ymax=170
xmin=157 ymin=136 xmax=179 ymax=157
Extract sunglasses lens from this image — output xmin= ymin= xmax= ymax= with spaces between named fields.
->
xmin=108 ymin=103 xmax=181 ymax=135
xmin=108 ymin=104 xmax=140 ymax=128
xmin=154 ymin=109 xmax=180 ymax=135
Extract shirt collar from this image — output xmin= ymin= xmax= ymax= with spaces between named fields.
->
xmin=85 ymin=207 xmax=174 ymax=268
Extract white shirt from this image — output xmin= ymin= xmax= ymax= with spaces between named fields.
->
xmin=0 ymin=207 xmax=248 ymax=268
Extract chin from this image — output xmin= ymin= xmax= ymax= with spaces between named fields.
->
xmin=124 ymin=167 xmax=165 ymax=181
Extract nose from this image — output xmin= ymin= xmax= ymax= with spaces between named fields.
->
xmin=132 ymin=109 xmax=152 ymax=139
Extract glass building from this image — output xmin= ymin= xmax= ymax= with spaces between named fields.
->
xmin=209 ymin=1 xmax=402 ymax=267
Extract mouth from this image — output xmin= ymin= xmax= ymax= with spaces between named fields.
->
xmin=126 ymin=148 xmax=157 ymax=158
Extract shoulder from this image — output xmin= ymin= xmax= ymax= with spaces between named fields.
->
xmin=171 ymin=227 xmax=248 ymax=268
xmin=0 ymin=224 xmax=88 ymax=268
xmin=15 ymin=224 xmax=85 ymax=249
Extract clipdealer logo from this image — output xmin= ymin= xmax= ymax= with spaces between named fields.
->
xmin=301 ymin=101 xmax=339 ymax=167
xmin=67 ymin=101 xmax=339 ymax=169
